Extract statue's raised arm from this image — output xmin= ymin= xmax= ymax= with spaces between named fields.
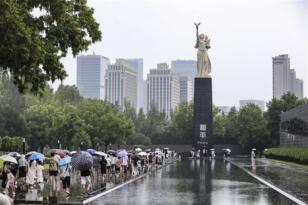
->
xmin=194 ymin=22 xmax=212 ymax=77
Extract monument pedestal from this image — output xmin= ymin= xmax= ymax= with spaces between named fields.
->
xmin=193 ymin=77 xmax=213 ymax=149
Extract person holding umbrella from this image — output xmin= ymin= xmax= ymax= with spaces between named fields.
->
xmin=26 ymin=160 xmax=36 ymax=189
xmin=59 ymin=156 xmax=72 ymax=195
xmin=49 ymin=153 xmax=59 ymax=190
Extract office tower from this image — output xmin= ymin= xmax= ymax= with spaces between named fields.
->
xmin=272 ymin=54 xmax=304 ymax=99
xmin=294 ymin=78 xmax=304 ymax=99
xmin=147 ymin=63 xmax=180 ymax=117
xmin=105 ymin=59 xmax=137 ymax=110
xmin=77 ymin=54 xmax=110 ymax=100
xmin=125 ymin=58 xmax=144 ymax=111
xmin=239 ymin=99 xmax=265 ymax=112
xmin=171 ymin=60 xmax=197 ymax=78
xmin=273 ymin=54 xmax=290 ymax=98
xmin=142 ymin=80 xmax=148 ymax=114
xmin=179 ymin=76 xmax=193 ymax=103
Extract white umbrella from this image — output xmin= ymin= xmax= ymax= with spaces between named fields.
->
xmin=138 ymin=151 xmax=147 ymax=156
xmin=135 ymin=148 xmax=142 ymax=152
xmin=94 ymin=151 xmax=108 ymax=157
xmin=0 ymin=155 xmax=18 ymax=164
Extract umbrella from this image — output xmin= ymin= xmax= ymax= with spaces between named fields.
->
xmin=71 ymin=151 xmax=93 ymax=171
xmin=28 ymin=153 xmax=44 ymax=161
xmin=26 ymin=151 xmax=37 ymax=158
xmin=138 ymin=151 xmax=147 ymax=156
xmin=0 ymin=155 xmax=18 ymax=164
xmin=131 ymin=154 xmax=141 ymax=161
xmin=56 ymin=152 xmax=66 ymax=158
xmin=107 ymin=150 xmax=116 ymax=155
xmin=117 ymin=150 xmax=128 ymax=158
xmin=94 ymin=151 xmax=108 ymax=157
xmin=135 ymin=148 xmax=142 ymax=152
xmin=8 ymin=152 xmax=21 ymax=158
xmin=145 ymin=149 xmax=151 ymax=153
xmin=70 ymin=151 xmax=77 ymax=155
xmin=60 ymin=156 xmax=72 ymax=166
xmin=86 ymin=148 xmax=96 ymax=155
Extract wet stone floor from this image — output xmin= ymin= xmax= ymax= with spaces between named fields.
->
xmin=91 ymin=159 xmax=297 ymax=205
xmin=231 ymin=158 xmax=308 ymax=203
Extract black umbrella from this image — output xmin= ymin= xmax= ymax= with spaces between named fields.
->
xmin=71 ymin=151 xmax=93 ymax=171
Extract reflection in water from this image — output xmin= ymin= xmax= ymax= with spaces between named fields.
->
xmin=92 ymin=159 xmax=296 ymax=205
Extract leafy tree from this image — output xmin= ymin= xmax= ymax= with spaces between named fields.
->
xmin=225 ymin=107 xmax=239 ymax=144
xmin=0 ymin=106 xmax=28 ymax=137
xmin=0 ymin=0 xmax=101 ymax=93
xmin=25 ymin=104 xmax=60 ymax=150
xmin=127 ymin=133 xmax=151 ymax=145
xmin=265 ymin=93 xmax=308 ymax=147
xmin=238 ymin=104 xmax=269 ymax=150
xmin=213 ymin=107 xmax=226 ymax=144
xmin=55 ymin=84 xmax=82 ymax=105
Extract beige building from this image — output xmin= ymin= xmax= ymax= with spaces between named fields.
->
xmin=105 ymin=59 xmax=137 ymax=110
xmin=147 ymin=63 xmax=180 ymax=117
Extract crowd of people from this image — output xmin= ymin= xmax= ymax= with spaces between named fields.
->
xmin=0 ymin=147 xmax=179 ymax=202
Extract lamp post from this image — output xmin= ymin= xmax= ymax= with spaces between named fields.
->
xmin=22 ymin=138 xmax=26 ymax=154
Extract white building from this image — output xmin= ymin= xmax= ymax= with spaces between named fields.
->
xmin=179 ymin=76 xmax=193 ymax=103
xmin=272 ymin=54 xmax=304 ymax=99
xmin=125 ymin=58 xmax=144 ymax=111
xmin=147 ymin=63 xmax=180 ymax=117
xmin=77 ymin=54 xmax=110 ymax=100
xmin=105 ymin=59 xmax=137 ymax=110
xmin=294 ymin=78 xmax=304 ymax=99
xmin=239 ymin=99 xmax=265 ymax=112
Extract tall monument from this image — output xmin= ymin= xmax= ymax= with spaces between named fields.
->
xmin=193 ymin=22 xmax=213 ymax=150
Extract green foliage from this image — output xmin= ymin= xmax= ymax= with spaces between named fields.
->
xmin=0 ymin=136 xmax=26 ymax=152
xmin=238 ymin=104 xmax=269 ymax=151
xmin=265 ymin=147 xmax=308 ymax=165
xmin=0 ymin=0 xmax=101 ymax=93
xmin=127 ymin=133 xmax=152 ymax=145
xmin=265 ymin=92 xmax=308 ymax=147
xmin=55 ymin=84 xmax=82 ymax=105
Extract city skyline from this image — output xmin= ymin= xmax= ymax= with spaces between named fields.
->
xmin=58 ymin=0 xmax=307 ymax=106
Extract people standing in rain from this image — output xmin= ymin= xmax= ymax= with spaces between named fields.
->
xmin=4 ymin=169 xmax=15 ymax=197
xmin=49 ymin=153 xmax=59 ymax=190
xmin=36 ymin=159 xmax=44 ymax=190
xmin=80 ymin=168 xmax=92 ymax=196
xmin=18 ymin=155 xmax=28 ymax=179
xmin=26 ymin=160 xmax=36 ymax=189
xmin=115 ymin=157 xmax=122 ymax=178
xmin=127 ymin=155 xmax=132 ymax=177
xmin=121 ymin=155 xmax=128 ymax=179
xmin=60 ymin=164 xmax=71 ymax=195
xmin=148 ymin=153 xmax=153 ymax=172
xmin=110 ymin=155 xmax=116 ymax=177
xmin=100 ymin=156 xmax=107 ymax=181
xmin=106 ymin=155 xmax=111 ymax=180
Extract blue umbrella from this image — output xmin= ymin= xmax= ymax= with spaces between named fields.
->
xmin=28 ymin=153 xmax=44 ymax=161
xmin=86 ymin=148 xmax=96 ymax=155
xmin=60 ymin=156 xmax=71 ymax=166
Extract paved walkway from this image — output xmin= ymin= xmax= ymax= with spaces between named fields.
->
xmin=230 ymin=157 xmax=308 ymax=204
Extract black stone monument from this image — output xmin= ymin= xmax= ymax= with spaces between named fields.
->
xmin=193 ymin=77 xmax=213 ymax=149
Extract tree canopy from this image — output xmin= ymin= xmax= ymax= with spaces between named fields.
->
xmin=0 ymin=0 xmax=101 ymax=93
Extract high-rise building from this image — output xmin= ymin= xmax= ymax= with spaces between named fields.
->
xmin=272 ymin=54 xmax=304 ymax=99
xmin=125 ymin=58 xmax=144 ymax=111
xmin=171 ymin=60 xmax=197 ymax=78
xmin=295 ymin=78 xmax=304 ymax=99
xmin=147 ymin=63 xmax=180 ymax=117
xmin=239 ymin=99 xmax=265 ymax=112
xmin=77 ymin=54 xmax=110 ymax=100
xmin=105 ymin=59 xmax=137 ymax=110
xmin=179 ymin=76 xmax=193 ymax=103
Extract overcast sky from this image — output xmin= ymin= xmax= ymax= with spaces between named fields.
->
xmin=57 ymin=0 xmax=308 ymax=107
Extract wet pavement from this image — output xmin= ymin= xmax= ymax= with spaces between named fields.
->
xmin=231 ymin=158 xmax=308 ymax=203
xmin=91 ymin=159 xmax=297 ymax=205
